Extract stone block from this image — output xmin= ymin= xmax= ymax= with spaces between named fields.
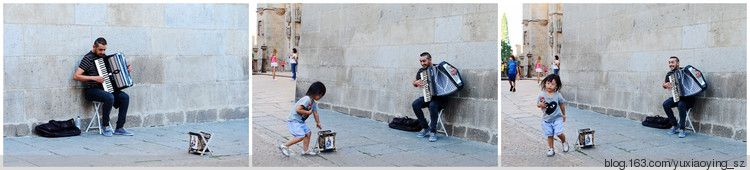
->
xmin=372 ymin=112 xmax=395 ymax=123
xmin=349 ymin=108 xmax=372 ymax=119
xmin=711 ymin=124 xmax=734 ymax=139
xmin=379 ymin=4 xmax=403 ymax=24
xmin=214 ymin=4 xmax=249 ymax=30
xmin=453 ymin=125 xmax=467 ymax=139
xmin=216 ymin=55 xmax=249 ymax=82
xmin=708 ymin=19 xmax=746 ymax=48
xmin=165 ymin=111 xmax=185 ymax=125
xmin=165 ymin=4 xmax=214 ymax=29
xmin=4 ymin=56 xmax=82 ymax=89
xmin=91 ymin=27 xmax=152 ymax=56
xmin=4 ymin=4 xmax=75 ymax=25
xmin=318 ymin=103 xmax=331 ymax=110
xmin=6 ymin=124 xmax=31 ymax=137
xmin=215 ymin=81 xmax=249 ymax=108
xmin=23 ymin=25 xmax=91 ymax=56
xmin=734 ymin=129 xmax=746 ymax=141
xmin=607 ymin=109 xmax=627 ymax=118
xmin=226 ymin=30 xmax=250 ymax=56
xmin=343 ymin=5 xmax=381 ymax=28
xmin=185 ymin=109 xmax=217 ymax=123
xmin=4 ymin=24 xmax=23 ymax=56
xmin=689 ymin=4 xmax=746 ymax=24
xmin=4 ymin=90 xmax=26 ymax=124
xmin=142 ymin=113 xmax=164 ymax=127
xmin=151 ymin=28 xmax=226 ymax=56
xmin=127 ymin=56 xmax=165 ymax=85
xmin=461 ymin=11 xmax=498 ymax=42
xmin=627 ymin=112 xmax=649 ymax=123
xmin=164 ymin=56 xmax=217 ymax=83
xmin=106 ymin=4 xmax=164 ymax=27
xmin=682 ymin=24 xmax=708 ymax=49
xmin=591 ymin=106 xmax=606 ymax=115
xmin=24 ymin=89 xmax=86 ymax=122
xmin=648 ymin=4 xmax=690 ymax=29
xmin=444 ymin=42 xmax=498 ymax=70
xmin=434 ymin=15 xmax=462 ymax=43
xmin=120 ymin=114 xmax=143 ymax=128
xmin=331 ymin=105 xmax=349 ymax=115
xmin=699 ymin=122 xmax=712 ymax=134
xmin=75 ymin=4 xmax=106 ymax=25
xmin=219 ymin=106 xmax=249 ymax=120
xmin=465 ymin=127 xmax=490 ymax=143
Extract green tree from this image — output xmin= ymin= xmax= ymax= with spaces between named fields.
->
xmin=500 ymin=13 xmax=512 ymax=63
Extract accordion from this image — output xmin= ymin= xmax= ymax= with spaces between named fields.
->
xmin=669 ymin=65 xmax=707 ymax=102
xmin=420 ymin=61 xmax=463 ymax=102
xmin=94 ymin=52 xmax=133 ymax=93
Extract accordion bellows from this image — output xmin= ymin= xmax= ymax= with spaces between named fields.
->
xmin=94 ymin=52 xmax=133 ymax=93
xmin=422 ymin=61 xmax=464 ymax=102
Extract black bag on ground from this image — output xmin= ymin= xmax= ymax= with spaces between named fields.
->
xmin=34 ymin=118 xmax=81 ymax=137
xmin=642 ymin=115 xmax=672 ymax=129
xmin=389 ymin=116 xmax=422 ymax=132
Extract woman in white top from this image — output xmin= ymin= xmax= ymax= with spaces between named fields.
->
xmin=553 ymin=55 xmax=560 ymax=75
xmin=290 ymin=48 xmax=298 ymax=80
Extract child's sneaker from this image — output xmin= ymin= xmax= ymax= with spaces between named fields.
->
xmin=562 ymin=142 xmax=569 ymax=152
xmin=668 ymin=126 xmax=679 ymax=134
xmin=546 ymin=148 xmax=555 ymax=157
xmin=301 ymin=150 xmax=317 ymax=156
xmin=279 ymin=144 xmax=290 ymax=157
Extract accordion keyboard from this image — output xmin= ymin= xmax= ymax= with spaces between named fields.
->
xmin=94 ymin=58 xmax=114 ymax=93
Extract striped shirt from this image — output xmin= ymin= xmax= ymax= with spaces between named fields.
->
xmin=78 ymin=51 xmax=103 ymax=89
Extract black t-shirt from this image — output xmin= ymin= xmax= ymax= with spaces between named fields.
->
xmin=78 ymin=51 xmax=104 ymax=89
xmin=415 ymin=64 xmax=437 ymax=80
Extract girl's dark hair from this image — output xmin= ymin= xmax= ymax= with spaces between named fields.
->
xmin=306 ymin=81 xmax=326 ymax=97
xmin=555 ymin=55 xmax=559 ymax=60
xmin=540 ymin=74 xmax=562 ymax=92
xmin=510 ymin=55 xmax=515 ymax=61
xmin=293 ymin=48 xmax=297 ymax=53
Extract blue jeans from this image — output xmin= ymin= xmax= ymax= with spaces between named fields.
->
xmin=412 ymin=96 xmax=447 ymax=133
xmin=291 ymin=63 xmax=297 ymax=80
xmin=85 ymin=88 xmax=129 ymax=129
xmin=662 ymin=96 xmax=693 ymax=130
xmin=553 ymin=69 xmax=559 ymax=75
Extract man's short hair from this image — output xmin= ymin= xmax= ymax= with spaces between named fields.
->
xmin=94 ymin=37 xmax=107 ymax=47
xmin=670 ymin=56 xmax=679 ymax=62
xmin=420 ymin=52 xmax=431 ymax=59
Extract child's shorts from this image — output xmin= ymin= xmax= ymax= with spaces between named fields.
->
xmin=541 ymin=119 xmax=564 ymax=136
xmin=287 ymin=121 xmax=311 ymax=138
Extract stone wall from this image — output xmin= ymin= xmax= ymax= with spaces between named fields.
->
xmin=296 ymin=4 xmax=498 ymax=144
xmin=561 ymin=4 xmax=746 ymax=140
xmin=3 ymin=4 xmax=250 ymax=137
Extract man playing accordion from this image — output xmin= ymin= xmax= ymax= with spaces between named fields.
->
xmin=73 ymin=37 xmax=133 ymax=137
xmin=661 ymin=56 xmax=701 ymax=138
xmin=411 ymin=52 xmax=457 ymax=142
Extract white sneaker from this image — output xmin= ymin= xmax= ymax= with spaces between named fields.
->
xmin=546 ymin=148 xmax=555 ymax=157
xmin=563 ymin=142 xmax=569 ymax=152
xmin=279 ymin=144 xmax=290 ymax=157
xmin=301 ymin=150 xmax=317 ymax=156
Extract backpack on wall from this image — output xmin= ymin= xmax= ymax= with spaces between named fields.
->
xmin=642 ymin=115 xmax=672 ymax=129
xmin=34 ymin=119 xmax=81 ymax=137
xmin=389 ymin=116 xmax=422 ymax=132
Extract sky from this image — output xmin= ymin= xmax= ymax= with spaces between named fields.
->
xmin=500 ymin=2 xmax=523 ymax=54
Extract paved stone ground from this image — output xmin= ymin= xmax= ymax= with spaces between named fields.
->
xmin=3 ymin=119 xmax=249 ymax=167
xmin=252 ymin=74 xmax=497 ymax=167
xmin=501 ymin=79 xmax=747 ymax=168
